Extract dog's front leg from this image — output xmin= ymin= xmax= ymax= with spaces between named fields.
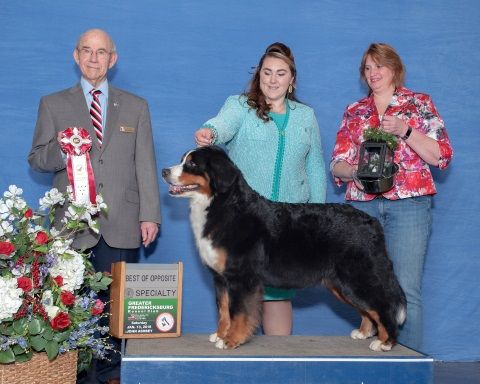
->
xmin=210 ymin=289 xmax=231 ymax=343
xmin=209 ymin=273 xmax=231 ymax=344
xmin=216 ymin=285 xmax=263 ymax=349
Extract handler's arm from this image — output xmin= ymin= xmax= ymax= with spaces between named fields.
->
xmin=28 ymin=97 xmax=66 ymax=172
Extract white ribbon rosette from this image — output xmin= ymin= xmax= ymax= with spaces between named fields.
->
xmin=60 ymin=127 xmax=97 ymax=204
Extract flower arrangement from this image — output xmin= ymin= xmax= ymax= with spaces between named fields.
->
xmin=363 ymin=127 xmax=398 ymax=151
xmin=0 ymin=185 xmax=113 ymax=372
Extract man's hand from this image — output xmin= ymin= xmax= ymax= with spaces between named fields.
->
xmin=140 ymin=221 xmax=159 ymax=247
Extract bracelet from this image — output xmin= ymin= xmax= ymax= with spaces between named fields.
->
xmin=201 ymin=124 xmax=218 ymax=144
xmin=210 ymin=127 xmax=218 ymax=144
xmin=401 ymin=125 xmax=412 ymax=140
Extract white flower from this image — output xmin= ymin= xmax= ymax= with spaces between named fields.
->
xmin=64 ymin=206 xmax=80 ymax=221
xmin=49 ymin=227 xmax=60 ymax=237
xmin=0 ymin=277 xmax=23 ymax=321
xmin=0 ymin=203 xmax=9 ymax=219
xmin=26 ymin=225 xmax=44 ymax=235
xmin=95 ymin=194 xmax=107 ymax=211
xmin=48 ymin=250 xmax=85 ymax=291
xmin=13 ymin=199 xmax=26 ymax=210
xmin=66 ymin=186 xmax=74 ymax=201
xmin=41 ymin=290 xmax=54 ymax=306
xmin=0 ymin=200 xmax=16 ymax=222
xmin=64 ymin=202 xmax=101 ymax=233
xmin=45 ymin=305 xmax=60 ymax=320
xmin=0 ymin=220 xmax=14 ymax=236
xmin=4 ymin=185 xmax=23 ymax=199
xmin=41 ymin=290 xmax=60 ymax=320
xmin=39 ymin=188 xmax=65 ymax=210
xmin=50 ymin=238 xmax=73 ymax=256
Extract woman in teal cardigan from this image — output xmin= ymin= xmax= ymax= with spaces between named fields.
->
xmin=195 ymin=42 xmax=326 ymax=335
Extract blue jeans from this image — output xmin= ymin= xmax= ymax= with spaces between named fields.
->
xmin=350 ymin=196 xmax=432 ymax=351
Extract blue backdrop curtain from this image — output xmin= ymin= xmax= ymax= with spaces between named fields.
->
xmin=0 ymin=0 xmax=478 ymax=361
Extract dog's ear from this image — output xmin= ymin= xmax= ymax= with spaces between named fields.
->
xmin=207 ymin=149 xmax=239 ymax=194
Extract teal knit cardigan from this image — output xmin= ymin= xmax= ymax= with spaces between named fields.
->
xmin=203 ymin=95 xmax=326 ymax=203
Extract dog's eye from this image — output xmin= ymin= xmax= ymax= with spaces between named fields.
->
xmin=186 ymin=160 xmax=197 ymax=168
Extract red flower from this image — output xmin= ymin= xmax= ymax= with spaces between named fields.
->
xmin=91 ymin=299 xmax=105 ymax=315
xmin=60 ymin=291 xmax=76 ymax=306
xmin=50 ymin=312 xmax=71 ymax=330
xmin=24 ymin=208 xmax=33 ymax=218
xmin=17 ymin=276 xmax=33 ymax=293
xmin=0 ymin=241 xmax=15 ymax=257
xmin=53 ymin=276 xmax=64 ymax=287
xmin=35 ymin=231 xmax=49 ymax=245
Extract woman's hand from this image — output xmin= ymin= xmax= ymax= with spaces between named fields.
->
xmin=332 ymin=161 xmax=364 ymax=190
xmin=194 ymin=128 xmax=214 ymax=147
xmin=381 ymin=115 xmax=408 ymax=137
xmin=382 ymin=115 xmax=442 ymax=166
xmin=351 ymin=169 xmax=365 ymax=190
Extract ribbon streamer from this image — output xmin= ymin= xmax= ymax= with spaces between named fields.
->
xmin=60 ymin=127 xmax=97 ymax=204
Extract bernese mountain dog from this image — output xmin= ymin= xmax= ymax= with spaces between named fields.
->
xmin=162 ymin=146 xmax=406 ymax=351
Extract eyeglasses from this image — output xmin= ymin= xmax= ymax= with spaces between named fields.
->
xmin=77 ymin=47 xmax=112 ymax=59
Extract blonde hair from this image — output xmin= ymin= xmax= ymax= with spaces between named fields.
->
xmin=359 ymin=43 xmax=405 ymax=92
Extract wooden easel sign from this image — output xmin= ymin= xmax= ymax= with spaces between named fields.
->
xmin=109 ymin=262 xmax=183 ymax=338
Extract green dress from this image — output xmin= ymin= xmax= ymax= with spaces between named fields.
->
xmin=263 ymin=110 xmax=296 ymax=301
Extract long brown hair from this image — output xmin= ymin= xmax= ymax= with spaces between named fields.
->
xmin=359 ymin=43 xmax=405 ymax=94
xmin=244 ymin=42 xmax=298 ymax=122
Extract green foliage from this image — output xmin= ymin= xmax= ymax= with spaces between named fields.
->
xmin=363 ymin=127 xmax=398 ymax=150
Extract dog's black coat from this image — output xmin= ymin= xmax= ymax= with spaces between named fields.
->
xmin=163 ymin=146 xmax=406 ymax=349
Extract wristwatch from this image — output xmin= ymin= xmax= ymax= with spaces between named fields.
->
xmin=402 ymin=125 xmax=412 ymax=140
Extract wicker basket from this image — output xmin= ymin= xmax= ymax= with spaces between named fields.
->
xmin=0 ymin=350 xmax=78 ymax=384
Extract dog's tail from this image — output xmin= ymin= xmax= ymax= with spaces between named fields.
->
xmin=396 ymin=301 xmax=407 ymax=325
xmin=384 ymin=274 xmax=407 ymax=343
xmin=390 ymin=273 xmax=407 ymax=326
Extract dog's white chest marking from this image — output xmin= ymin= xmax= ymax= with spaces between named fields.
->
xmin=190 ymin=196 xmax=222 ymax=272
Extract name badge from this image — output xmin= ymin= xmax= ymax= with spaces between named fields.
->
xmin=120 ymin=126 xmax=136 ymax=133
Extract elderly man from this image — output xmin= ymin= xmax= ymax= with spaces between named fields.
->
xmin=29 ymin=29 xmax=161 ymax=384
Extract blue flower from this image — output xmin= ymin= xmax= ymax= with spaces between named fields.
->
xmin=17 ymin=337 xmax=28 ymax=349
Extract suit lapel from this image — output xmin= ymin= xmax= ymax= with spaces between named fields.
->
xmin=101 ymin=86 xmax=120 ymax=153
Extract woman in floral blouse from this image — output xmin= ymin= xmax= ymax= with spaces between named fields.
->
xmin=331 ymin=43 xmax=453 ymax=351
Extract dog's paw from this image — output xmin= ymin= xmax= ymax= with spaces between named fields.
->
xmin=209 ymin=332 xmax=220 ymax=343
xmin=350 ymin=328 xmax=376 ymax=339
xmin=215 ymin=338 xmax=227 ymax=349
xmin=351 ymin=329 xmax=367 ymax=339
xmin=369 ymin=339 xmax=393 ymax=352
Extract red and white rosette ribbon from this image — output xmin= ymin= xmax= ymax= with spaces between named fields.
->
xmin=60 ymin=127 xmax=97 ymax=204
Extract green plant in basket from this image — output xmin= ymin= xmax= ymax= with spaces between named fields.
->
xmin=0 ymin=185 xmax=113 ymax=372
xmin=363 ymin=127 xmax=399 ymax=151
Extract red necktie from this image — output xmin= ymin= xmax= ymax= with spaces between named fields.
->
xmin=89 ymin=89 xmax=103 ymax=146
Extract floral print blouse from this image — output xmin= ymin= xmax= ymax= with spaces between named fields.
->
xmin=331 ymin=87 xmax=453 ymax=201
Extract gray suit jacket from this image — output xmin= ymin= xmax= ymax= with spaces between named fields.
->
xmin=28 ymin=84 xmax=161 ymax=249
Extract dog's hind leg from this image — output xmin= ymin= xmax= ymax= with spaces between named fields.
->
xmin=365 ymin=310 xmax=393 ymax=352
xmin=327 ymin=283 xmax=378 ymax=341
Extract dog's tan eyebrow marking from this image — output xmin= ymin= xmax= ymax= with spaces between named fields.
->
xmin=181 ymin=150 xmax=195 ymax=165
